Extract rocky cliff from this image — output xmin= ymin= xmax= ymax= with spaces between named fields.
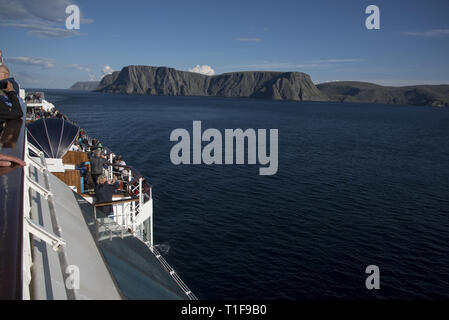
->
xmin=96 ymin=65 xmax=328 ymax=102
xmin=317 ymin=81 xmax=449 ymax=107
xmin=97 ymin=71 xmax=120 ymax=90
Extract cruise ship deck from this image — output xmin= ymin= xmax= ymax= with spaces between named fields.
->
xmin=29 ymin=166 xmax=187 ymax=299
xmin=0 ymin=91 xmax=195 ymax=300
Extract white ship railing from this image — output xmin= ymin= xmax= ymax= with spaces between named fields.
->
xmin=100 ymin=176 xmax=153 ymax=246
xmin=22 ymin=134 xmax=72 ymax=299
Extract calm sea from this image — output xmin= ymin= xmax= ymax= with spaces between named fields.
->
xmin=41 ymin=89 xmax=449 ymax=299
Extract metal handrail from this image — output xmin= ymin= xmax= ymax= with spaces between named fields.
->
xmin=94 ymin=197 xmax=138 ymax=207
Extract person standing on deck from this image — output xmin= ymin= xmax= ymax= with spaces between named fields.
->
xmin=91 ymin=138 xmax=103 ymax=151
xmin=89 ymin=149 xmax=109 ymax=186
xmin=113 ymin=155 xmax=126 ymax=173
xmin=95 ymin=174 xmax=120 ymax=216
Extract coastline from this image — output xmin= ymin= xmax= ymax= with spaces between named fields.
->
xmin=68 ymin=66 xmax=449 ymax=108
xmin=46 ymin=87 xmax=449 ymax=109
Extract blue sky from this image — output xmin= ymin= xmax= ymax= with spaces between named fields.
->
xmin=1 ymin=0 xmax=449 ymax=88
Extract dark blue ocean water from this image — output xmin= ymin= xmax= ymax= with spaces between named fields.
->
xmin=42 ymin=89 xmax=449 ymax=299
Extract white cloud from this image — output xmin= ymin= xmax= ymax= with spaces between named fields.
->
xmin=403 ymin=29 xmax=449 ymax=37
xmin=0 ymin=0 xmax=92 ymax=38
xmin=234 ymin=38 xmax=261 ymax=42
xmin=6 ymin=56 xmax=55 ymax=68
xmin=103 ymin=65 xmax=114 ymax=75
xmin=188 ymin=65 xmax=215 ymax=76
xmin=225 ymin=62 xmax=318 ymax=70
xmin=310 ymin=59 xmax=364 ymax=64
xmin=315 ymin=80 xmax=341 ymax=85
xmin=0 ymin=0 xmax=92 ymax=23
xmin=0 ymin=0 xmax=71 ymax=23
xmin=1 ymin=23 xmax=83 ymax=38
xmin=218 ymin=58 xmax=364 ymax=72
xmin=64 ymin=64 xmax=112 ymax=81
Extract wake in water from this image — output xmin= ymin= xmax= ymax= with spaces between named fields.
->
xmin=154 ymin=243 xmax=171 ymax=255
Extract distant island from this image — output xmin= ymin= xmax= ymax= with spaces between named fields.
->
xmin=95 ymin=66 xmax=328 ymax=102
xmin=70 ymin=81 xmax=100 ymax=91
xmin=69 ymin=66 xmax=449 ymax=107
xmin=317 ymin=81 xmax=449 ymax=107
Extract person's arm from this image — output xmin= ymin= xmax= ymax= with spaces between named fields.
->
xmin=0 ymin=153 xmax=26 ymax=176
xmin=0 ymin=153 xmax=26 ymax=167
xmin=0 ymin=82 xmax=23 ymax=120
xmin=104 ymin=181 xmax=119 ymax=194
xmin=102 ymin=156 xmax=110 ymax=166
xmin=107 ymin=176 xmax=117 ymax=185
